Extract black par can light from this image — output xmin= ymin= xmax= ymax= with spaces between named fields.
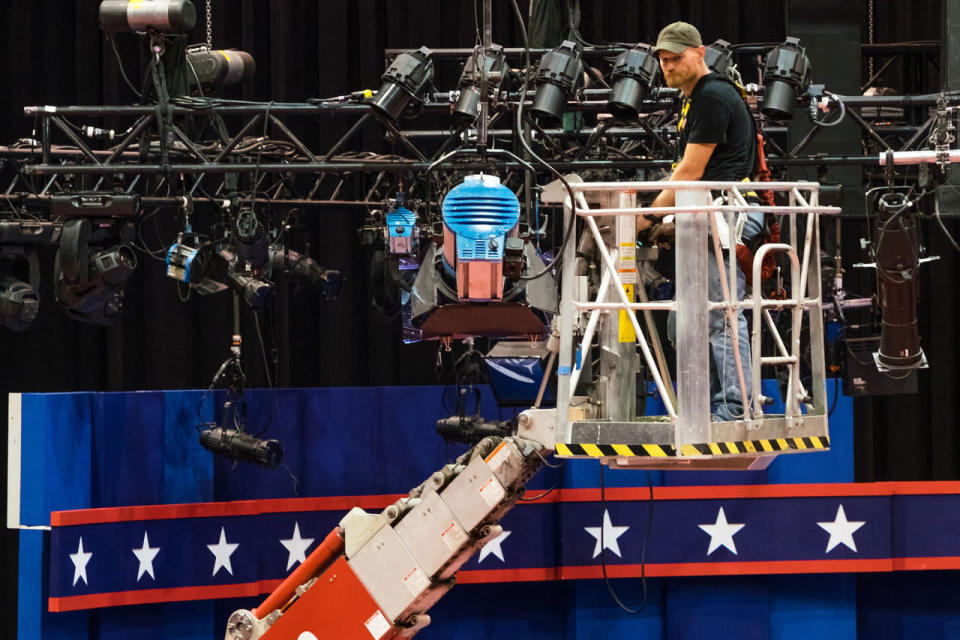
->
xmin=187 ymin=48 xmax=256 ymax=91
xmin=369 ymin=46 xmax=434 ymax=122
xmin=762 ymin=36 xmax=811 ymax=120
xmin=454 ymin=45 xmax=507 ymax=123
xmin=530 ymin=40 xmax=583 ymax=121
xmin=99 ymin=0 xmax=197 ymax=33
xmin=705 ymin=39 xmax=735 ymax=77
xmin=607 ymin=45 xmax=659 ymax=120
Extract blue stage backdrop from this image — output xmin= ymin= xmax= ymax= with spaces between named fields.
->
xmin=9 ymin=383 xmax=959 ymax=639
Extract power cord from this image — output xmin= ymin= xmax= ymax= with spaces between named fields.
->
xmin=599 ymin=465 xmax=654 ymax=614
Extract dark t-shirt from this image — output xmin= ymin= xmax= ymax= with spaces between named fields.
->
xmin=677 ymin=73 xmax=756 ymax=182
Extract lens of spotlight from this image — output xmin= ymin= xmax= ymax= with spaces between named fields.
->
xmin=226 ymin=271 xmax=274 ymax=309
xmin=530 ymin=40 xmax=583 ymax=121
xmin=91 ymin=245 xmax=137 ymax=287
xmin=762 ymin=37 xmax=811 ymax=120
xmin=369 ymin=46 xmax=434 ymax=122
xmin=607 ymin=44 xmax=659 ymax=121
xmin=0 ymin=277 xmax=39 ymax=332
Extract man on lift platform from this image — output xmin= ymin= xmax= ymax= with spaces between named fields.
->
xmin=642 ymin=21 xmax=763 ymax=421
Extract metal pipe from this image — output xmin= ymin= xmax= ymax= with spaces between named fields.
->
xmin=879 ymin=149 xmax=960 ymax=164
xmin=569 ymin=256 xmax=614 ymax=399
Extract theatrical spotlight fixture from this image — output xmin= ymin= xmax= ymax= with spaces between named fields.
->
xmin=704 ymin=39 xmax=735 ymax=78
xmin=225 ymin=270 xmax=274 ymax=309
xmin=99 ymin=0 xmax=197 ymax=33
xmin=198 ymin=424 xmax=283 ymax=469
xmin=0 ymin=277 xmax=39 ymax=332
xmin=453 ymin=44 xmax=507 ymax=123
xmin=761 ymin=36 xmax=811 ymax=120
xmin=166 ymin=236 xmax=226 ymax=295
xmin=270 ymin=246 xmax=343 ymax=300
xmin=607 ymin=44 xmax=659 ymax=121
xmin=369 ymin=46 xmax=434 ymax=122
xmin=55 ymin=242 xmax=138 ymax=326
xmin=186 ymin=46 xmax=256 ymax=92
xmin=873 ymin=191 xmax=927 ymax=371
xmin=234 ymin=207 xmax=269 ymax=271
xmin=530 ymin=40 xmax=584 ymax=121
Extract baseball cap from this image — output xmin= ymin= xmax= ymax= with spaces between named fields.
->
xmin=653 ymin=21 xmax=702 ymax=55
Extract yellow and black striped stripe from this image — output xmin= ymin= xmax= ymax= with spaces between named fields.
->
xmin=556 ymin=436 xmax=829 ymax=458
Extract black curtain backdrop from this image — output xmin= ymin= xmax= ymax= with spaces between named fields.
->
xmin=0 ymin=1 xmax=954 ymax=637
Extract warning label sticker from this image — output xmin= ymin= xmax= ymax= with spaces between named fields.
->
xmin=364 ymin=610 xmax=392 ymax=639
xmin=484 ymin=440 xmax=513 ymax=474
xmin=439 ymin=520 xmax=468 ymax=551
xmin=478 ymin=476 xmax=505 ymax=507
xmin=402 ymin=565 xmax=430 ymax=596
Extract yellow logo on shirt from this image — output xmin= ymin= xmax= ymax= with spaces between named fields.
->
xmin=678 ymin=99 xmax=690 ymax=132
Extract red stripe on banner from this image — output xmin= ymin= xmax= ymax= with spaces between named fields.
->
xmin=51 ymin=494 xmax=406 ymax=526
xmin=892 ymin=557 xmax=960 ymax=571
xmin=48 ymin=582 xmax=262 ymax=612
xmin=556 ymin=483 xmax=901 ymax=503
xmin=456 ymin=567 xmax=562 ymax=583
xmin=559 ymin=558 xmax=894 ymax=579
xmin=49 ymin=481 xmax=960 ymax=527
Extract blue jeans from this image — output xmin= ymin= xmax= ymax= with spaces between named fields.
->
xmin=666 ymin=212 xmax=764 ymax=420
xmin=710 ymin=211 xmax=763 ymax=420
xmin=708 ymin=251 xmax=750 ymax=420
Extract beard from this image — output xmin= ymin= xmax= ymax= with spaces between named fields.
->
xmin=664 ymin=68 xmax=696 ymax=89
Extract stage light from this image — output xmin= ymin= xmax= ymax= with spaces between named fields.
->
xmin=435 ymin=415 xmax=512 ymax=445
xmin=704 ymin=39 xmax=734 ymax=77
xmin=607 ymin=44 xmax=659 ymax=121
xmin=529 ymin=40 xmax=583 ymax=121
xmin=761 ymin=36 xmax=811 ymax=120
xmin=369 ymin=46 xmax=434 ymax=122
xmin=199 ymin=424 xmax=283 ymax=469
xmin=0 ymin=277 xmax=39 ymax=331
xmin=234 ymin=207 xmax=269 ymax=271
xmin=55 ymin=242 xmax=138 ymax=326
xmin=166 ymin=237 xmax=226 ymax=295
xmin=269 ymin=246 xmax=343 ymax=300
xmin=225 ymin=270 xmax=274 ymax=309
xmin=186 ymin=47 xmax=256 ymax=92
xmin=873 ymin=191 xmax=927 ymax=371
xmin=453 ymin=45 xmax=507 ymax=123
xmin=99 ymin=0 xmax=197 ymax=33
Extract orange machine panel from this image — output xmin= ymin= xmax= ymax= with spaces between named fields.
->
xmin=262 ymin=556 xmax=400 ymax=640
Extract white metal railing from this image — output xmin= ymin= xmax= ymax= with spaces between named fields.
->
xmin=554 ymin=180 xmax=841 ymax=447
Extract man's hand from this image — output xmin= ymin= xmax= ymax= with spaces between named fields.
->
xmin=649 ymin=220 xmax=675 ymax=246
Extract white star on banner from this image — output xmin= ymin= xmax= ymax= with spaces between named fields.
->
xmin=132 ymin=531 xmax=161 ymax=582
xmin=818 ymin=504 xmax=865 ymax=553
xmin=70 ymin=537 xmax=93 ymax=587
xmin=585 ymin=509 xmax=629 ymax=558
xmin=207 ymin=527 xmax=239 ymax=577
xmin=478 ymin=530 xmax=512 ymax=563
xmin=279 ymin=522 xmax=315 ymax=571
xmin=698 ymin=507 xmax=745 ymax=555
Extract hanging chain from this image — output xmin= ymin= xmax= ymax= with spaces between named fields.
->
xmin=867 ymin=0 xmax=875 ymax=87
xmin=205 ymin=0 xmax=213 ymax=49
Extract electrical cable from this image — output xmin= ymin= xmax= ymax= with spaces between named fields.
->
xmin=109 ymin=36 xmax=143 ymax=100
xmin=828 ymin=376 xmax=840 ymax=418
xmin=599 ymin=465 xmax=653 ymax=614
xmin=509 ymin=0 xmax=580 ymax=282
